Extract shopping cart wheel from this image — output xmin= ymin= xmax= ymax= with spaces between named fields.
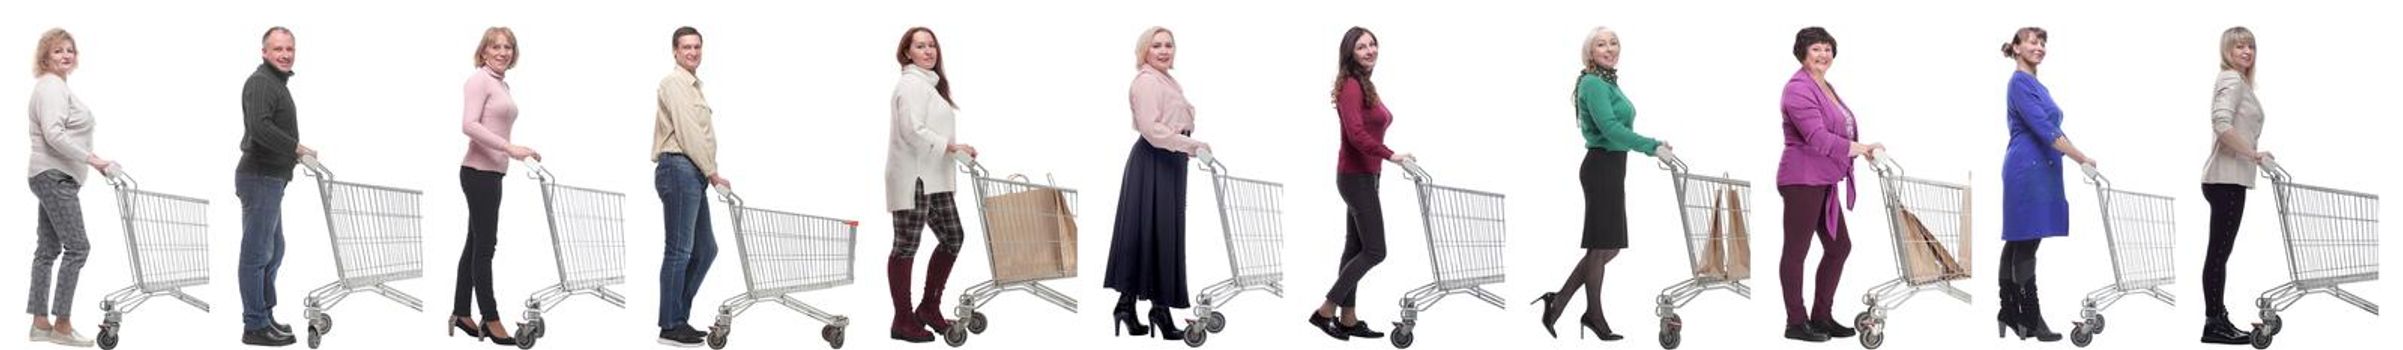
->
xmin=822 ymin=325 xmax=845 ymax=349
xmin=96 ymin=324 xmax=119 ymax=350
xmin=2069 ymin=323 xmax=2093 ymax=347
xmin=2257 ymin=310 xmax=2281 ymax=336
xmin=1854 ymin=312 xmax=1883 ymax=349
xmin=2249 ymin=324 xmax=2272 ymax=349
xmin=2087 ymin=314 xmax=2104 ymax=334
xmin=306 ymin=314 xmax=331 ymax=349
xmin=705 ymin=324 xmax=729 ymax=350
xmin=1205 ymin=311 xmax=1227 ymax=333
xmin=1659 ymin=314 xmax=1682 ymax=349
xmin=964 ymin=312 xmax=988 ymax=334
xmin=942 ymin=322 xmax=969 ymax=347
xmin=514 ymin=322 xmax=541 ymax=349
xmin=1182 ymin=322 xmax=1207 ymax=348
xmin=1389 ymin=325 xmax=1415 ymax=349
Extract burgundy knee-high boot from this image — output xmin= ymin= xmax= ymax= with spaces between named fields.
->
xmin=916 ymin=252 xmax=960 ymax=332
xmin=889 ymin=256 xmax=933 ymax=342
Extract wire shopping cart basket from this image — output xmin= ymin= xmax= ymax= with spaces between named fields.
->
xmin=92 ymin=168 xmax=211 ymax=350
xmin=702 ymin=186 xmax=858 ymax=349
xmin=1387 ymin=160 xmax=1507 ymax=349
xmin=511 ymin=160 xmax=628 ymax=349
xmin=2066 ymin=166 xmax=2176 ymax=347
xmin=1651 ymin=154 xmax=1754 ymax=349
xmin=1852 ymin=153 xmax=1973 ymax=349
xmin=938 ymin=155 xmax=1080 ymax=347
xmin=297 ymin=155 xmax=427 ymax=349
xmin=1179 ymin=152 xmax=1286 ymax=348
xmin=2246 ymin=159 xmax=2379 ymax=349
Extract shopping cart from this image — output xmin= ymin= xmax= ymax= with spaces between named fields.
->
xmin=1651 ymin=154 xmax=1754 ymax=350
xmin=1180 ymin=152 xmax=1286 ymax=348
xmin=2066 ymin=166 xmax=2176 ymax=347
xmin=2247 ymin=159 xmax=2379 ymax=349
xmin=297 ymin=155 xmax=427 ymax=349
xmin=1387 ymin=160 xmax=1507 ymax=349
xmin=1851 ymin=153 xmax=1973 ymax=349
xmin=511 ymin=160 xmax=628 ymax=349
xmin=702 ymin=186 xmax=857 ymax=349
xmin=92 ymin=168 xmax=211 ymax=350
xmin=940 ymin=155 xmax=1081 ymax=347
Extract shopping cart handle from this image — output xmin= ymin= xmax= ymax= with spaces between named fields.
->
xmin=522 ymin=159 xmax=556 ymax=184
xmin=713 ymin=184 xmax=742 ymax=206
xmin=1397 ymin=159 xmax=1432 ymax=183
xmin=299 ymin=154 xmax=333 ymax=180
xmin=954 ymin=153 xmax=988 ymax=177
xmin=2258 ymin=158 xmax=2290 ymax=182
xmin=1656 ymin=152 xmax=1687 ymax=174
xmin=1867 ymin=149 xmax=1903 ymax=177
xmin=103 ymin=165 xmax=136 ymax=189
xmin=1195 ymin=149 xmax=1225 ymax=174
xmin=2079 ymin=164 xmax=2108 ymax=187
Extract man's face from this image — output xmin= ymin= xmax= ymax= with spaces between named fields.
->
xmin=262 ymin=31 xmax=296 ymax=73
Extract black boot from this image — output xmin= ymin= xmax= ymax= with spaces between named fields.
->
xmin=1148 ymin=306 xmax=1186 ymax=341
xmin=2016 ymin=280 xmax=2063 ymax=342
xmin=1112 ymin=295 xmax=1150 ymax=337
xmin=2200 ymin=311 xmax=2253 ymax=345
xmin=1998 ymin=280 xmax=2028 ymax=339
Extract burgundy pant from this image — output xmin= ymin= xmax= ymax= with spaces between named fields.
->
xmin=1778 ymin=185 xmax=1852 ymax=326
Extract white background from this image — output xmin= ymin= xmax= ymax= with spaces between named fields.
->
xmin=3 ymin=0 xmax=2392 ymax=350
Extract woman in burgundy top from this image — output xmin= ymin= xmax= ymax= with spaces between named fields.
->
xmin=1305 ymin=26 xmax=1412 ymax=342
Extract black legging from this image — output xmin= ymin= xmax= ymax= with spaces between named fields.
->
xmin=1326 ymin=174 xmax=1386 ymax=307
xmin=453 ymin=167 xmax=505 ymax=320
xmin=2201 ymin=183 xmax=2247 ymax=316
xmin=1999 ymin=240 xmax=2041 ymax=285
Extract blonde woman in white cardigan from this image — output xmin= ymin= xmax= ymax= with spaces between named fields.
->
xmin=883 ymin=26 xmax=976 ymax=344
xmin=26 ymin=28 xmax=114 ymax=348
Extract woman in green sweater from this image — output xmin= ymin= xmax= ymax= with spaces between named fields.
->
xmin=1531 ymin=26 xmax=1671 ymax=342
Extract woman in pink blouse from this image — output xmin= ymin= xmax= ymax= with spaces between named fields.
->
xmin=1101 ymin=26 xmax=1210 ymax=341
xmin=450 ymin=27 xmax=538 ymax=346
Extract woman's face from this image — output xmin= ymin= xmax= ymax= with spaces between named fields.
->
xmin=1352 ymin=32 xmax=1379 ymax=71
xmin=1145 ymin=31 xmax=1175 ymax=71
xmin=2228 ymin=41 xmax=2255 ymax=71
xmin=1591 ymin=30 xmax=1621 ymax=69
xmin=1804 ymin=42 xmax=1834 ymax=76
xmin=45 ymin=39 xmax=77 ymax=76
xmin=482 ymin=35 xmax=515 ymax=72
xmin=2015 ymin=34 xmax=2046 ymax=67
xmin=909 ymin=31 xmax=940 ymax=70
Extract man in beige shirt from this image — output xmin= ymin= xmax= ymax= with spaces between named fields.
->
xmin=651 ymin=26 xmax=725 ymax=348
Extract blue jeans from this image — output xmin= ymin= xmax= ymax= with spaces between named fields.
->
xmin=235 ymin=174 xmax=290 ymax=331
xmin=655 ymin=154 xmax=716 ymax=330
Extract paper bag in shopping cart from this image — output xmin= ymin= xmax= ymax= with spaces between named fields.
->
xmin=1695 ymin=189 xmax=1753 ymax=280
xmin=1897 ymin=207 xmax=1967 ymax=284
xmin=981 ymin=185 xmax=1078 ymax=282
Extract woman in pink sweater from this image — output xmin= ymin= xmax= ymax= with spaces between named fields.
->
xmin=451 ymin=27 xmax=539 ymax=346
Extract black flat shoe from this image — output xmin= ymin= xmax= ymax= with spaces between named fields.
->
xmin=1809 ymin=318 xmax=1857 ymax=338
xmin=1531 ymin=292 xmax=1562 ymax=338
xmin=1341 ymin=320 xmax=1385 ymax=339
xmin=1306 ymin=312 xmax=1349 ymax=341
xmin=242 ymin=327 xmax=296 ymax=347
xmin=1784 ymin=324 xmax=1830 ymax=342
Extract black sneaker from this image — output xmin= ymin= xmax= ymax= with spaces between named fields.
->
xmin=1341 ymin=321 xmax=1386 ymax=339
xmin=1784 ymin=324 xmax=1830 ymax=342
xmin=657 ymin=326 xmax=703 ymax=347
xmin=241 ymin=327 xmax=296 ymax=347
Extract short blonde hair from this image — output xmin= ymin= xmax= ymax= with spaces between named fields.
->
xmin=32 ymin=28 xmax=73 ymax=77
xmin=1135 ymin=26 xmax=1173 ymax=69
xmin=2219 ymin=26 xmax=2255 ymax=82
xmin=1580 ymin=26 xmax=1615 ymax=74
xmin=474 ymin=27 xmax=518 ymax=69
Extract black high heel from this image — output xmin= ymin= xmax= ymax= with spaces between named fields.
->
xmin=1579 ymin=312 xmax=1623 ymax=341
xmin=482 ymin=320 xmax=518 ymax=346
xmin=1113 ymin=309 xmax=1151 ymax=337
xmin=449 ymin=317 xmax=485 ymax=340
xmin=1149 ymin=308 xmax=1187 ymax=341
xmin=1531 ymin=292 xmax=1562 ymax=338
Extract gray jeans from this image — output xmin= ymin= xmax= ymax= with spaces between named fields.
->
xmin=28 ymin=170 xmax=89 ymax=317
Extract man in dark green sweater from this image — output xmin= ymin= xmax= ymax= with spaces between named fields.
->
xmin=236 ymin=26 xmax=312 ymax=347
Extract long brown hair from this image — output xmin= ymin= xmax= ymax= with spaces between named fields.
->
xmin=895 ymin=27 xmax=953 ymax=105
xmin=1330 ymin=26 xmax=1379 ymax=106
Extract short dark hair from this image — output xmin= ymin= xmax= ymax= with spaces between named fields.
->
xmin=1792 ymin=27 xmax=1836 ymax=63
xmin=261 ymin=26 xmax=292 ymax=44
xmin=671 ymin=26 xmax=702 ymax=47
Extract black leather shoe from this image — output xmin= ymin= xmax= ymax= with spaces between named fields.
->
xmin=1341 ymin=320 xmax=1385 ymax=339
xmin=1810 ymin=318 xmax=1857 ymax=338
xmin=2200 ymin=313 xmax=2252 ymax=345
xmin=242 ymin=327 xmax=296 ymax=347
xmin=1784 ymin=324 xmax=1830 ymax=342
xmin=272 ymin=322 xmax=291 ymax=335
xmin=1306 ymin=312 xmax=1348 ymax=341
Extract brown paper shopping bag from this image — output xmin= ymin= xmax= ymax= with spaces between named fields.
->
xmin=1693 ymin=189 xmax=1753 ymax=280
xmin=1695 ymin=193 xmax=1729 ymax=278
xmin=1722 ymin=189 xmax=1753 ymax=280
xmin=981 ymin=184 xmax=1078 ymax=282
xmin=1898 ymin=208 xmax=1967 ymax=284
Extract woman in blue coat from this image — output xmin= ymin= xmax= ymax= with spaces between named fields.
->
xmin=1997 ymin=27 xmax=2095 ymax=343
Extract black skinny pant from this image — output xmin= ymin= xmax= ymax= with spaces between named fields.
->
xmin=2201 ymin=183 xmax=2247 ymax=316
xmin=1326 ymin=174 xmax=1386 ymax=307
xmin=453 ymin=167 xmax=505 ymax=320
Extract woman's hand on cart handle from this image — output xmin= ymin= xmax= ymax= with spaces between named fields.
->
xmin=2251 ymin=151 xmax=2273 ymax=165
xmin=1849 ymin=142 xmax=1884 ymax=158
xmin=1194 ymin=147 xmax=1222 ymax=173
xmin=2080 ymin=163 xmax=2107 ymax=186
xmin=1655 ymin=145 xmax=1685 ymax=173
xmin=101 ymin=161 xmax=134 ymax=189
xmin=1387 ymin=152 xmax=1415 ymax=164
xmin=948 ymin=143 xmax=979 ymax=158
xmin=507 ymin=144 xmax=542 ymax=161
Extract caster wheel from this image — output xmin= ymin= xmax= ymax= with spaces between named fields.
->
xmin=1855 ymin=312 xmax=1884 ymax=349
xmin=1660 ymin=314 xmax=1683 ymax=349
xmin=1183 ymin=324 xmax=1207 ymax=348
xmin=515 ymin=323 xmax=540 ymax=349
xmin=706 ymin=324 xmax=729 ymax=350
xmin=2069 ymin=324 xmax=2093 ymax=347
xmin=822 ymin=325 xmax=845 ymax=349
xmin=1660 ymin=328 xmax=1681 ymax=349
xmin=306 ymin=326 xmax=325 ymax=349
xmin=942 ymin=323 xmax=969 ymax=347
xmin=97 ymin=326 xmax=120 ymax=350
xmin=2258 ymin=311 xmax=2282 ymax=336
xmin=965 ymin=312 xmax=988 ymax=334
xmin=2249 ymin=324 xmax=2272 ymax=349
xmin=1389 ymin=327 xmax=1415 ymax=349
xmin=1206 ymin=311 xmax=1227 ymax=333
xmin=312 ymin=314 xmax=333 ymax=336
xmin=2088 ymin=314 xmax=2105 ymax=334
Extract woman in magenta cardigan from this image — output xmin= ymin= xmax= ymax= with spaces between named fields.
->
xmin=1775 ymin=27 xmax=1883 ymax=343
xmin=1304 ymin=26 xmax=1409 ymax=342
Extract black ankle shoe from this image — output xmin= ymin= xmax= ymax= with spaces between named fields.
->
xmin=241 ymin=327 xmax=296 ymax=347
xmin=1340 ymin=320 xmax=1385 ymax=339
xmin=1784 ymin=324 xmax=1830 ymax=342
xmin=1113 ymin=308 xmax=1151 ymax=337
xmin=1810 ymin=318 xmax=1857 ymax=338
xmin=1307 ymin=312 xmax=1348 ymax=341
xmin=2200 ymin=313 xmax=2252 ymax=345
xmin=1149 ymin=308 xmax=1187 ymax=341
